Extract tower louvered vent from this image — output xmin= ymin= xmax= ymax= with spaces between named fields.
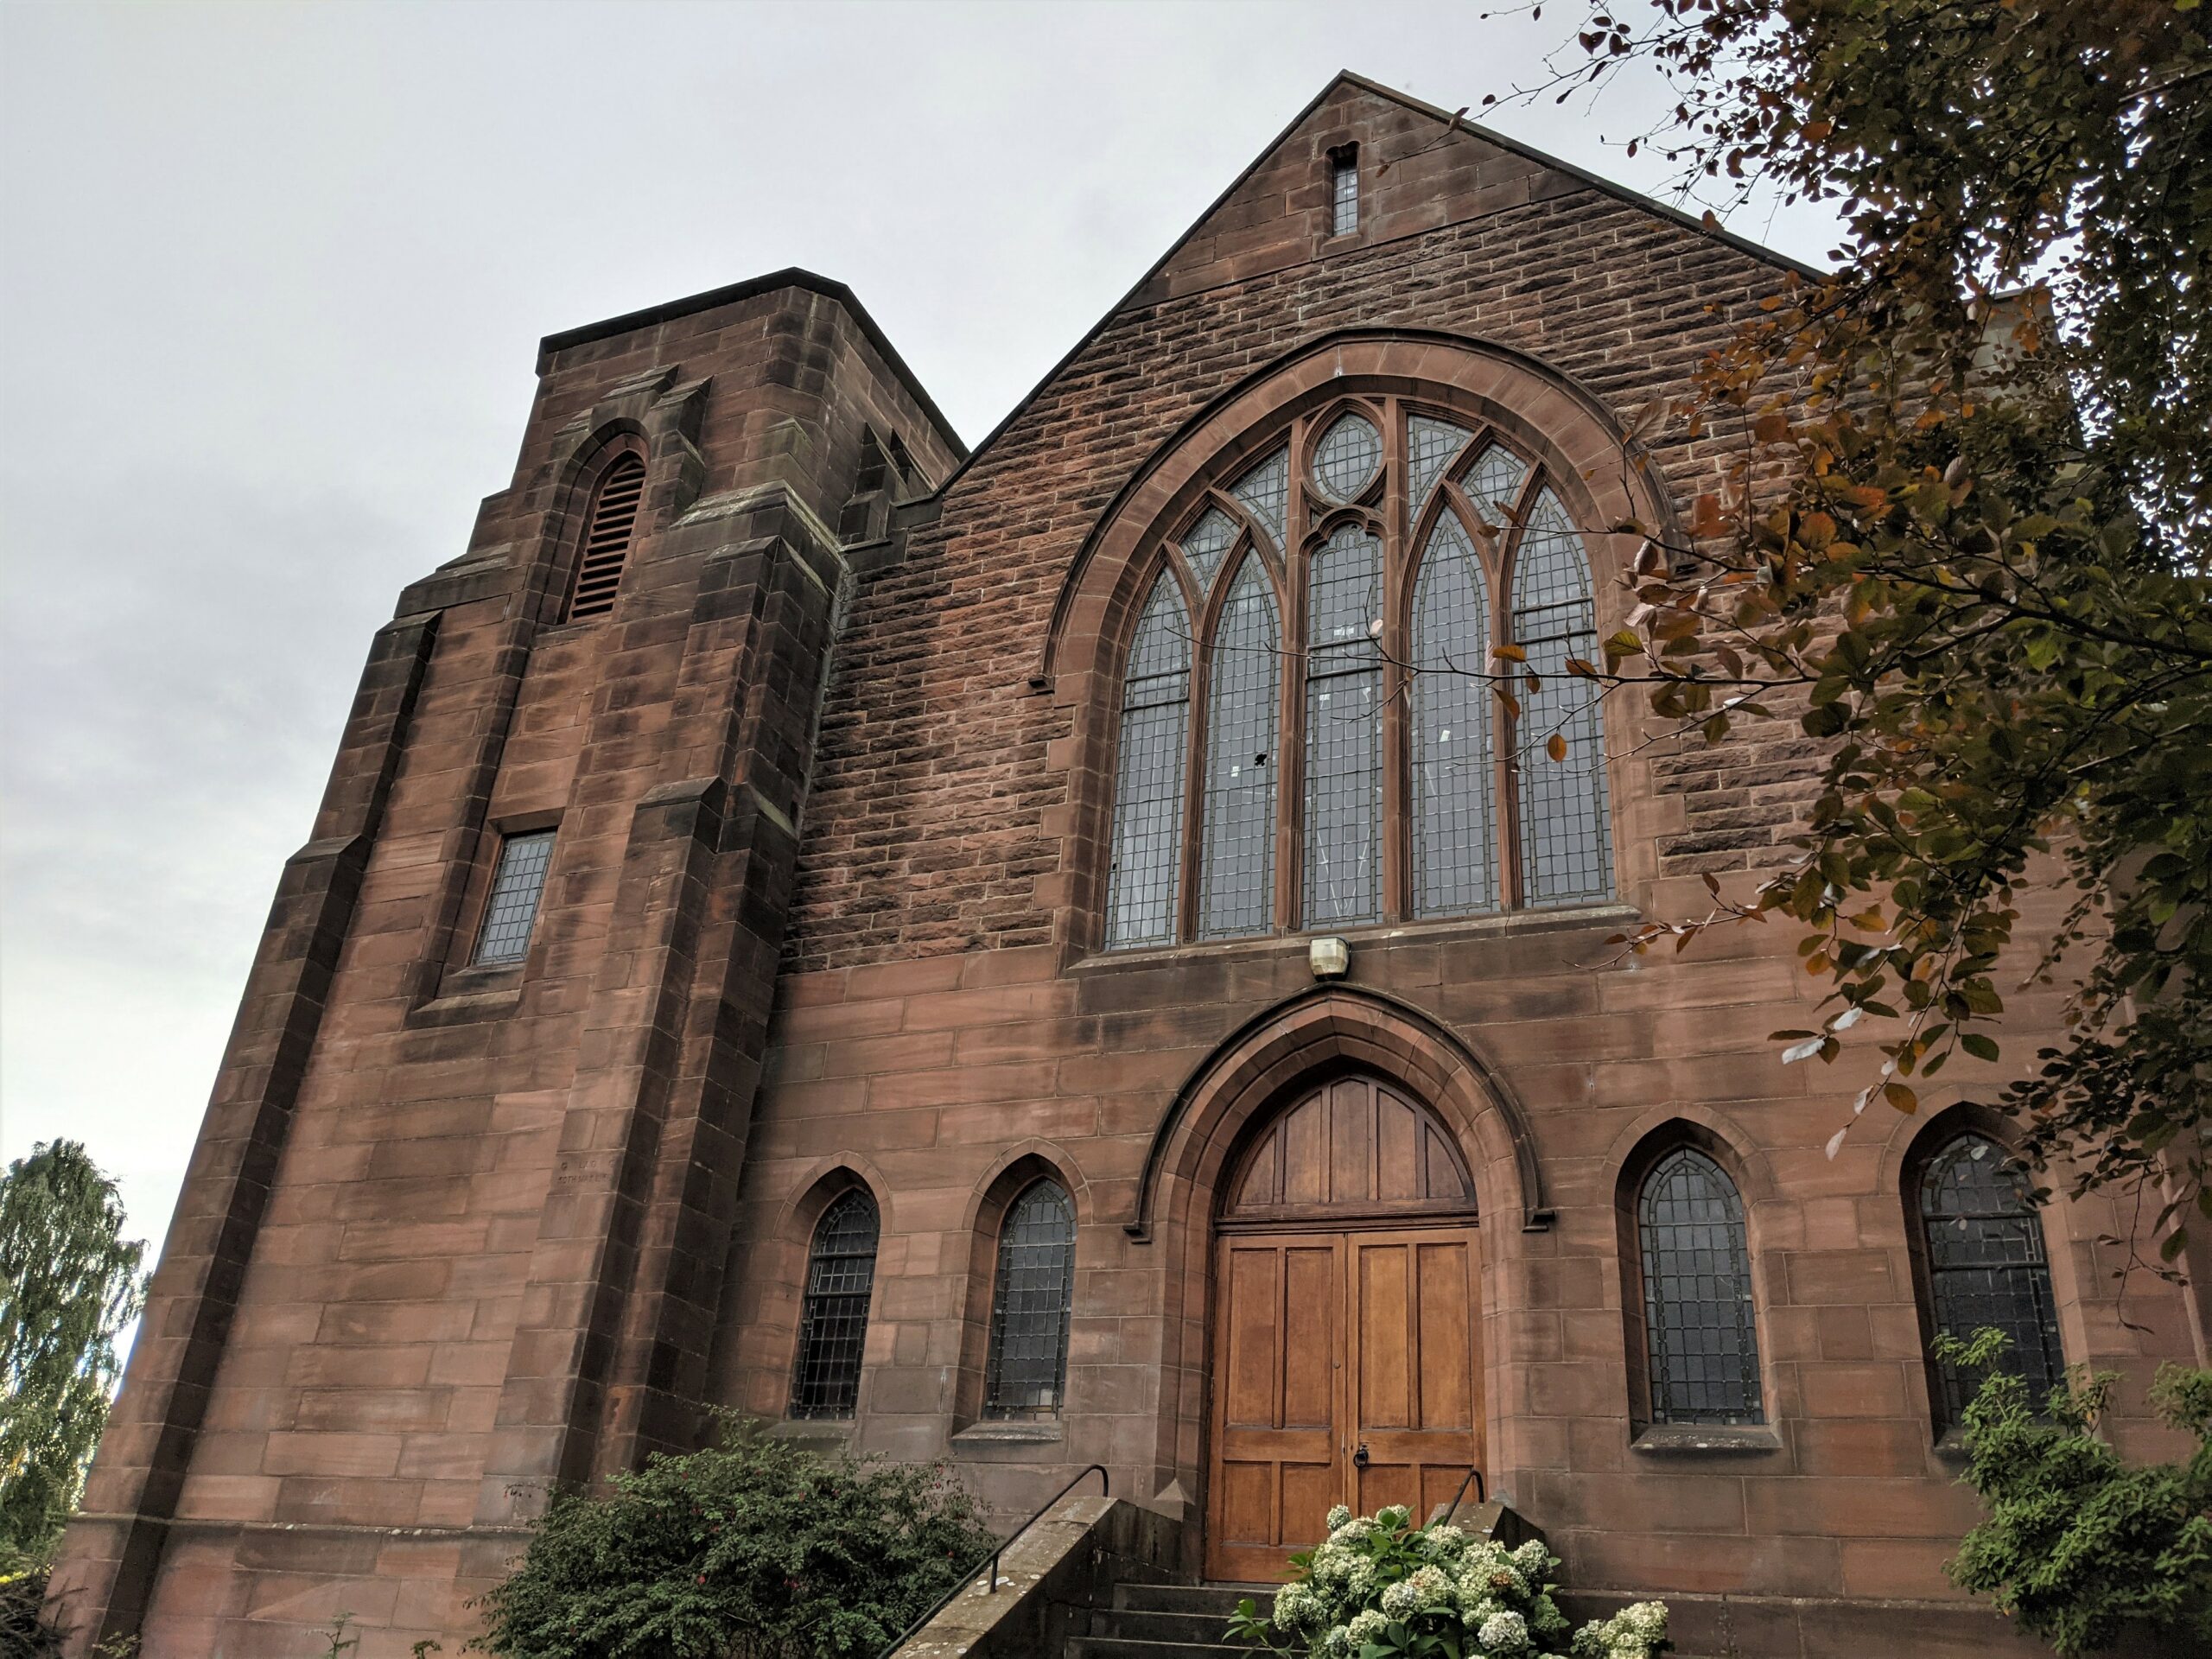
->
xmin=563 ymin=454 xmax=646 ymax=621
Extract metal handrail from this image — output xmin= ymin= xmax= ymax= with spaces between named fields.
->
xmin=875 ymin=1462 xmax=1109 ymax=1657
xmin=1437 ymin=1464 xmax=1486 ymax=1524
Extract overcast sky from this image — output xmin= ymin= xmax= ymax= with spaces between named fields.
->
xmin=0 ymin=1 xmax=1840 ymax=1266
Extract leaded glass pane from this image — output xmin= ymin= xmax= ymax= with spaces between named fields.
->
xmin=789 ymin=1189 xmax=880 ymax=1420
xmin=984 ymin=1180 xmax=1076 ymax=1419
xmin=1511 ymin=488 xmax=1612 ymax=904
xmin=1640 ymin=1148 xmax=1764 ymax=1426
xmin=1304 ymin=524 xmax=1383 ymax=927
xmin=474 ymin=830 xmax=555 ymax=966
xmin=1332 ymin=155 xmax=1359 ymax=235
xmin=1105 ymin=575 xmax=1190 ymax=949
xmin=1412 ymin=511 xmax=1497 ymax=917
xmin=1180 ymin=506 xmax=1239 ymax=590
xmin=1200 ymin=556 xmax=1280 ymax=939
xmin=1461 ymin=442 xmax=1529 ymax=527
xmin=1920 ymin=1135 xmax=2065 ymax=1432
xmin=1230 ymin=446 xmax=1291 ymax=550
xmin=1408 ymin=416 xmax=1473 ymax=514
xmin=1313 ymin=411 xmax=1382 ymax=503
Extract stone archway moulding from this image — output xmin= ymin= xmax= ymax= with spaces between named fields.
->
xmin=1040 ymin=326 xmax=1680 ymax=690
xmin=1128 ymin=984 xmax=1552 ymax=1239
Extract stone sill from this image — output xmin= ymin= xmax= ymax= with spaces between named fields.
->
xmin=1077 ymin=901 xmax=1641 ymax=973
xmin=407 ymin=980 xmax=523 ymax=1028
xmin=1630 ymin=1422 xmax=1782 ymax=1456
xmin=951 ymin=1420 xmax=1065 ymax=1449
xmin=768 ymin=1419 xmax=856 ymax=1452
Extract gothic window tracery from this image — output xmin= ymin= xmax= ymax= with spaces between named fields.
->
xmin=1102 ymin=397 xmax=1614 ymax=947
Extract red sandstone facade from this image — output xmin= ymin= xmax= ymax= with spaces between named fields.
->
xmin=49 ymin=76 xmax=2206 ymax=1658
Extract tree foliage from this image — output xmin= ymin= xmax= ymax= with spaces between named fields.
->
xmin=0 ymin=1140 xmax=145 ymax=1560
xmin=469 ymin=1420 xmax=995 ymax=1659
xmin=1501 ymin=0 xmax=2212 ymax=1251
xmin=1940 ymin=1327 xmax=2212 ymax=1655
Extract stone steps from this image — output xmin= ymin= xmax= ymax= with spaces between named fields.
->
xmin=1065 ymin=1581 xmax=1275 ymax=1659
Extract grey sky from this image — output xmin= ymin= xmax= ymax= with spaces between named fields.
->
xmin=0 ymin=0 xmax=1839 ymax=1264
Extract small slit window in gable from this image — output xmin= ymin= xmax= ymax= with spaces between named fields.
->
xmin=563 ymin=452 xmax=646 ymax=622
xmin=1329 ymin=145 xmax=1359 ymax=236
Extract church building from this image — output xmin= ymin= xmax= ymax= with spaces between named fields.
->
xmin=48 ymin=74 xmax=2205 ymax=1658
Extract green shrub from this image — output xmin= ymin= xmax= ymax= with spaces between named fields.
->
xmin=470 ymin=1420 xmax=994 ymax=1659
xmin=1943 ymin=1328 xmax=2212 ymax=1656
xmin=1224 ymin=1503 xmax=1667 ymax=1659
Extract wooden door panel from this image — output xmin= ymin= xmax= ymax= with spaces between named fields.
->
xmin=1209 ymin=1220 xmax=1484 ymax=1581
xmin=1345 ymin=1229 xmax=1482 ymax=1529
xmin=1207 ymin=1236 xmax=1344 ymax=1581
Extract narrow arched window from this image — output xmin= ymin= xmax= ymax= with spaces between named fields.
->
xmin=1104 ymin=575 xmax=1191 ymax=948
xmin=1510 ymin=486 xmax=1611 ymax=904
xmin=788 ymin=1188 xmax=880 ymax=1420
xmin=984 ymin=1179 xmax=1076 ymax=1420
xmin=1916 ymin=1134 xmax=2064 ymax=1433
xmin=1638 ymin=1148 xmax=1763 ymax=1425
xmin=563 ymin=451 xmax=646 ymax=622
xmin=1199 ymin=556 xmax=1280 ymax=939
xmin=1305 ymin=521 xmax=1384 ymax=926
xmin=1412 ymin=508 xmax=1497 ymax=916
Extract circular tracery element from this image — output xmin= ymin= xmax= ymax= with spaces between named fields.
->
xmin=1312 ymin=410 xmax=1382 ymax=502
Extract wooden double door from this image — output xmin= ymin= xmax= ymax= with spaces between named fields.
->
xmin=1205 ymin=1224 xmax=1484 ymax=1581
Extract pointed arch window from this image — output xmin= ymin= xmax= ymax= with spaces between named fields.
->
xmin=1913 ymin=1133 xmax=2064 ymax=1433
xmin=789 ymin=1188 xmax=880 ymax=1421
xmin=1101 ymin=400 xmax=1613 ymax=948
xmin=563 ymin=451 xmax=646 ymax=622
xmin=1104 ymin=575 xmax=1191 ymax=948
xmin=1636 ymin=1147 xmax=1764 ymax=1426
xmin=984 ymin=1179 xmax=1077 ymax=1420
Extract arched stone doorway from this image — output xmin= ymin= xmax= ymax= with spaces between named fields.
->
xmin=1205 ymin=1071 xmax=1484 ymax=1580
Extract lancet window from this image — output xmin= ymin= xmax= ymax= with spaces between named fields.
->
xmin=1103 ymin=399 xmax=1613 ymax=949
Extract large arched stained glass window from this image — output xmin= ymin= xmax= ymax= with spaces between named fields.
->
xmin=984 ymin=1179 xmax=1077 ymax=1420
xmin=1637 ymin=1148 xmax=1764 ymax=1426
xmin=1305 ymin=524 xmax=1385 ymax=926
xmin=1916 ymin=1134 xmax=2064 ymax=1433
xmin=1412 ymin=509 xmax=1497 ymax=917
xmin=1104 ymin=575 xmax=1190 ymax=948
xmin=1098 ymin=398 xmax=1617 ymax=950
xmin=788 ymin=1188 xmax=880 ymax=1421
xmin=1511 ymin=487 xmax=1611 ymax=905
xmin=1199 ymin=556 xmax=1281 ymax=938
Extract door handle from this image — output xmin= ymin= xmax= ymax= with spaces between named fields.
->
xmin=1352 ymin=1442 xmax=1370 ymax=1469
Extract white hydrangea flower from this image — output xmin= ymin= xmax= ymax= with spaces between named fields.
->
xmin=1420 ymin=1523 xmax=1467 ymax=1560
xmin=1620 ymin=1601 xmax=1668 ymax=1641
xmin=1324 ymin=1626 xmax=1352 ymax=1657
xmin=1476 ymin=1609 xmax=1532 ymax=1655
xmin=1460 ymin=1597 xmax=1503 ymax=1630
xmin=1376 ymin=1503 xmax=1412 ymax=1528
xmin=1403 ymin=1565 xmax=1452 ymax=1608
xmin=1325 ymin=1503 xmax=1352 ymax=1531
xmin=1345 ymin=1560 xmax=1378 ymax=1600
xmin=1380 ymin=1579 xmax=1421 ymax=1620
xmin=1347 ymin=1609 xmax=1389 ymax=1644
xmin=1271 ymin=1582 xmax=1314 ymax=1631
xmin=1509 ymin=1538 xmax=1555 ymax=1579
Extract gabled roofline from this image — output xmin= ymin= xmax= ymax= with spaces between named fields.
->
xmin=931 ymin=69 xmax=1821 ymax=497
xmin=537 ymin=266 xmax=969 ymax=463
xmin=1338 ymin=71 xmax=1825 ymax=285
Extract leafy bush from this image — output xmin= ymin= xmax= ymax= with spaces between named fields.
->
xmin=1225 ymin=1503 xmax=1667 ymax=1659
xmin=1943 ymin=1328 xmax=2212 ymax=1656
xmin=470 ymin=1420 xmax=994 ymax=1659
xmin=0 ymin=1550 xmax=65 ymax=1658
